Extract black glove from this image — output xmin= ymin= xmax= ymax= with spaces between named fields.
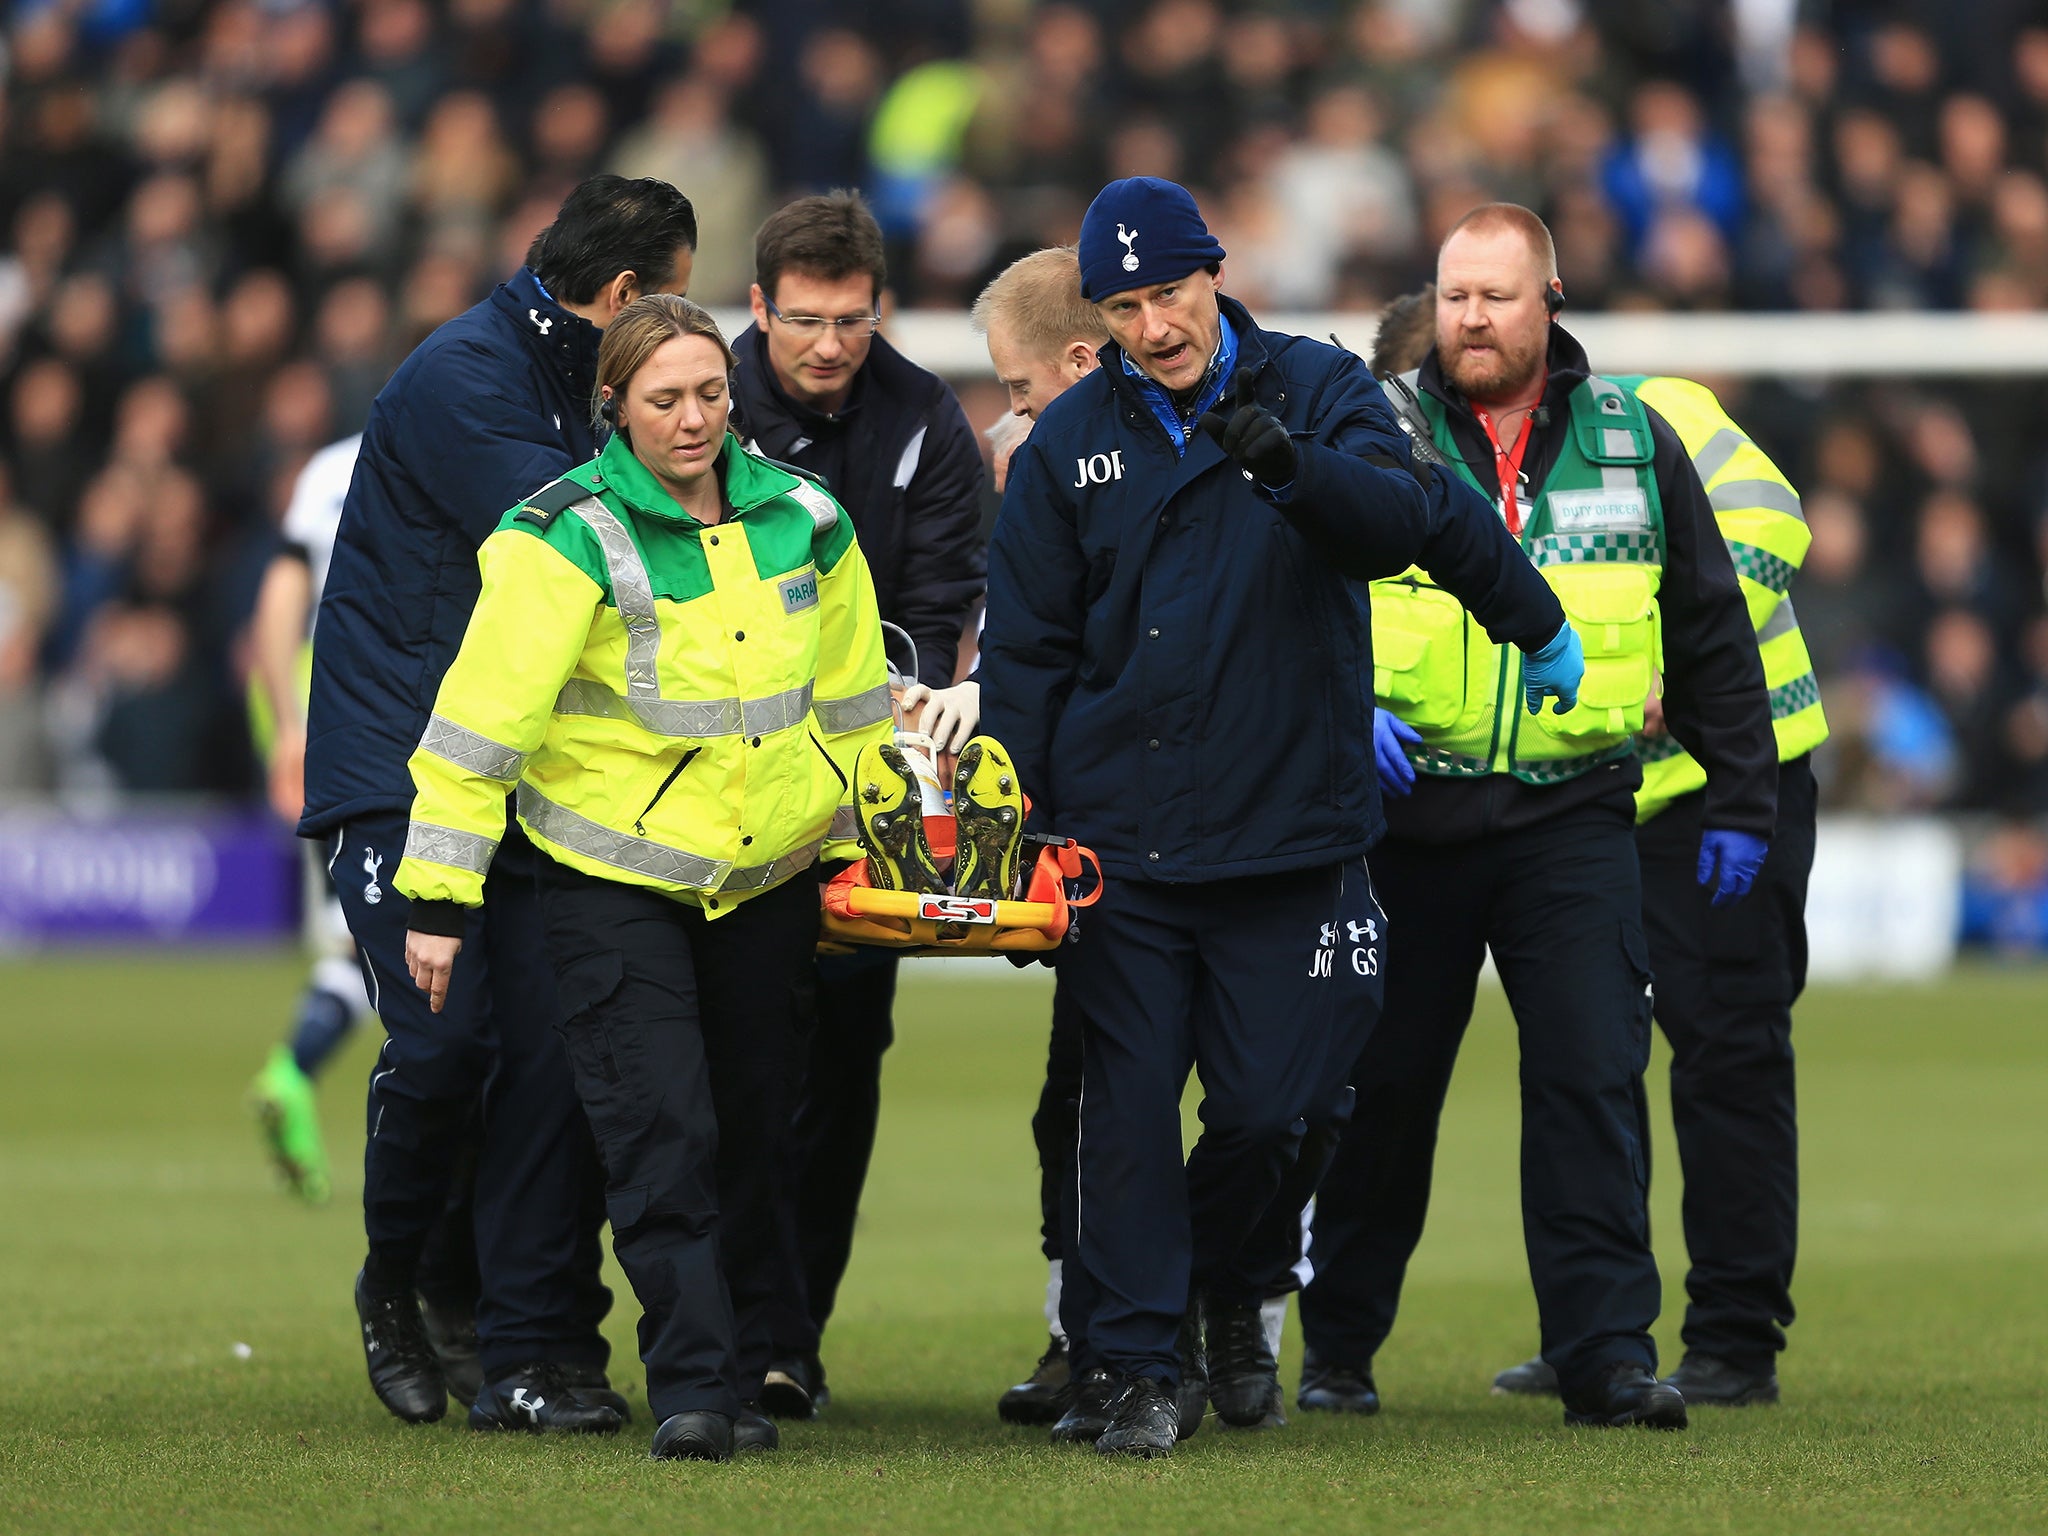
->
xmin=1198 ymin=367 xmax=1295 ymax=487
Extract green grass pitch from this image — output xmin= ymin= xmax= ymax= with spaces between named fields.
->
xmin=1 ymin=952 xmax=2044 ymax=1534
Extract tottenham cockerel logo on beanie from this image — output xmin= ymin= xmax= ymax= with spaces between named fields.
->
xmin=1078 ymin=177 xmax=1226 ymax=302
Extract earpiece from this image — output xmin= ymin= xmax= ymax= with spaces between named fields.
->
xmin=1544 ymin=283 xmax=1565 ymax=317
xmin=598 ymin=392 xmax=619 ymax=427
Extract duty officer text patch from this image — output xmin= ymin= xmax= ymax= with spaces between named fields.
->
xmin=1545 ymin=487 xmax=1649 ymax=532
xmin=779 ymin=569 xmax=819 ymax=615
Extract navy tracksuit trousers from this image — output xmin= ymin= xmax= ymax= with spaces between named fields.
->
xmin=767 ymin=947 xmax=899 ymax=1364
xmin=1300 ymin=799 xmax=1663 ymax=1396
xmin=1061 ymin=857 xmax=1386 ymax=1385
xmin=332 ymin=811 xmax=611 ymax=1377
xmin=1638 ymin=756 xmax=1815 ymax=1369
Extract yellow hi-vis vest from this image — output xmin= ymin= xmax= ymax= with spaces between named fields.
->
xmin=393 ymin=431 xmax=894 ymax=918
xmin=1618 ymin=376 xmax=1828 ymax=823
xmin=1372 ymin=372 xmax=1664 ymax=786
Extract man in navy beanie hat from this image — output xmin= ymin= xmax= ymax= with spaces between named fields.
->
xmin=980 ymin=177 xmax=1586 ymax=1456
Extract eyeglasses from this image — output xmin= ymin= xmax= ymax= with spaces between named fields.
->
xmin=763 ymin=297 xmax=881 ymax=339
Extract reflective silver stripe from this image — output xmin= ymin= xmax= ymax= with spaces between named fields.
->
xmin=404 ymin=821 xmax=498 ymax=874
xmin=1757 ymin=594 xmax=1800 ymax=645
xmin=1709 ymin=477 xmax=1804 ymax=522
xmin=813 ymin=680 xmax=894 ymax=733
xmin=555 ymin=677 xmax=814 ymax=738
xmin=828 ymin=804 xmax=860 ymax=841
xmin=577 ymin=499 xmax=662 ymax=696
xmin=517 ymin=782 xmax=820 ymax=892
xmin=420 ymin=713 xmax=525 ymax=783
xmin=787 ymin=479 xmax=839 ymax=533
xmin=1600 ymin=465 xmax=1636 ymax=490
xmin=1602 ymin=428 xmax=1636 ymax=459
xmin=1691 ymin=427 xmax=1746 ymax=485
xmin=744 ymin=684 xmax=816 ymax=736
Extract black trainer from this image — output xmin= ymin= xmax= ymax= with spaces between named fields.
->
xmin=998 ymin=1336 xmax=1072 ymax=1425
xmin=761 ymin=1354 xmax=826 ymax=1419
xmin=652 ymin=1410 xmax=733 ymax=1462
xmin=1492 ymin=1354 xmax=1560 ymax=1397
xmin=1175 ymin=1306 xmax=1208 ymax=1441
xmin=734 ymin=1404 xmax=780 ymax=1454
xmin=1049 ymin=1367 xmax=1117 ymax=1445
xmin=354 ymin=1270 xmax=446 ymax=1423
xmin=419 ymin=1301 xmax=482 ymax=1409
xmin=1296 ymin=1348 xmax=1380 ymax=1415
xmin=1204 ymin=1294 xmax=1285 ymax=1428
xmin=1562 ymin=1361 xmax=1688 ymax=1430
xmin=559 ymin=1363 xmax=633 ymax=1422
xmin=1664 ymin=1353 xmax=1780 ymax=1406
xmin=470 ymin=1363 xmax=625 ymax=1434
xmin=1096 ymin=1374 xmax=1180 ymax=1459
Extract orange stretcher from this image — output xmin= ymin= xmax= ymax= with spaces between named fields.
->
xmin=819 ymin=822 xmax=1104 ymax=957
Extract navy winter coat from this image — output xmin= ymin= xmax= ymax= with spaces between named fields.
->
xmin=302 ymin=268 xmax=600 ymax=835
xmin=979 ymin=296 xmax=1565 ymax=883
xmin=730 ymin=325 xmax=986 ymax=687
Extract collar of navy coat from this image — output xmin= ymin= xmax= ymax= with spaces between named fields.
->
xmin=491 ymin=266 xmax=601 ymax=396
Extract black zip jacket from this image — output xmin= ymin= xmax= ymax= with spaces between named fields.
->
xmin=730 ymin=325 xmax=986 ymax=686
xmin=1385 ymin=324 xmax=1777 ymax=845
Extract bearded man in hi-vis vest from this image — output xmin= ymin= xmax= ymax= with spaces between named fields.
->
xmin=1364 ymin=280 xmax=1828 ymax=1413
xmin=1295 ymin=205 xmax=1779 ymax=1431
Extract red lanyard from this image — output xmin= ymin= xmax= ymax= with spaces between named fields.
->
xmin=1472 ymin=404 xmax=1533 ymax=536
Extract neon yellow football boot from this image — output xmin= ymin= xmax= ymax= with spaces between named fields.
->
xmin=952 ymin=736 xmax=1028 ymax=902
xmin=854 ymin=740 xmax=947 ymax=894
xmin=247 ymin=1044 xmax=332 ymax=1205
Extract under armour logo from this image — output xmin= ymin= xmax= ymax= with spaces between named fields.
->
xmin=1117 ymin=223 xmax=1140 ymax=272
xmin=1319 ymin=922 xmax=1337 ymax=948
xmin=510 ymin=1387 xmax=546 ymax=1421
xmin=1347 ymin=919 xmax=1378 ymax=943
xmin=529 ymin=309 xmax=553 ymax=334
xmin=362 ymin=847 xmax=384 ymax=906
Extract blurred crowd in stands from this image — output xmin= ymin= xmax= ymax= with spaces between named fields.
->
xmin=3 ymin=0 xmax=2048 ymax=853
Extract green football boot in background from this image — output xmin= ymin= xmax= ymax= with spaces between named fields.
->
xmin=247 ymin=1044 xmax=332 ymax=1205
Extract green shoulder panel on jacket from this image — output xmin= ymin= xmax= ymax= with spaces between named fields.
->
xmin=498 ymin=463 xmax=610 ymax=594
xmin=724 ymin=438 xmax=857 ymax=577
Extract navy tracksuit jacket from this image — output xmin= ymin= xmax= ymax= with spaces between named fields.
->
xmin=980 ymin=296 xmax=1564 ymax=1382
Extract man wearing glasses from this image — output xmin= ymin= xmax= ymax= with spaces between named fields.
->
xmin=731 ymin=190 xmax=987 ymax=1419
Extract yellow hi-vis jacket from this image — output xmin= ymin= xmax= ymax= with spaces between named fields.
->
xmin=394 ymin=430 xmax=894 ymax=919
xmin=1621 ymin=377 xmax=1828 ymax=823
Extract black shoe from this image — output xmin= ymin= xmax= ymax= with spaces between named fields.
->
xmin=761 ymin=1354 xmax=826 ymax=1419
xmin=354 ymin=1271 xmax=446 ymax=1423
xmin=734 ymin=1404 xmax=780 ymax=1454
xmin=1296 ymin=1348 xmax=1380 ymax=1415
xmin=1204 ymin=1294 xmax=1285 ymax=1428
xmin=470 ymin=1363 xmax=625 ymax=1434
xmin=1174 ymin=1306 xmax=1208 ymax=1441
xmin=1665 ymin=1353 xmax=1780 ymax=1406
xmin=1049 ymin=1367 xmax=1117 ymax=1444
xmin=558 ymin=1362 xmax=633 ymax=1423
xmin=1562 ymin=1361 xmax=1689 ymax=1429
xmin=998 ymin=1335 xmax=1072 ymax=1425
xmin=1492 ymin=1354 xmax=1560 ymax=1397
xmin=419 ymin=1301 xmax=482 ymax=1409
xmin=652 ymin=1410 xmax=733 ymax=1462
xmin=1096 ymin=1374 xmax=1180 ymax=1459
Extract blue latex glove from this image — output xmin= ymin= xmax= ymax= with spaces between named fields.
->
xmin=1697 ymin=829 xmax=1768 ymax=907
xmin=1522 ymin=622 xmax=1584 ymax=715
xmin=1373 ymin=708 xmax=1421 ymax=797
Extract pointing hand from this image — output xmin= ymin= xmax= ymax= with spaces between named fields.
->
xmin=1198 ymin=367 xmax=1295 ymax=488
